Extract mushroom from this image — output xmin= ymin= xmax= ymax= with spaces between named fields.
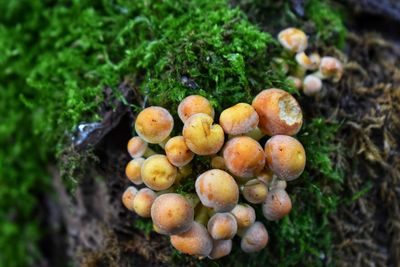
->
xmin=241 ymin=179 xmax=268 ymax=204
xmin=223 ymin=136 xmax=265 ymax=178
xmin=127 ymin=136 xmax=148 ymax=158
xmin=165 ymin=136 xmax=194 ymax=167
xmin=178 ymin=95 xmax=214 ymax=123
xmin=278 ymin=27 xmax=307 ymax=53
xmin=295 ymin=52 xmax=319 ymax=70
xmin=257 ymin=167 xmax=274 ymax=185
xmin=230 ymin=204 xmax=256 ymax=229
xmin=170 ymin=222 xmax=213 ymax=257
xmin=195 ymin=169 xmax=239 ymax=212
xmin=125 ymin=157 xmax=145 ymax=185
xmin=262 ymin=188 xmax=292 ymax=221
xmin=122 ymin=186 xmax=138 ymax=211
xmin=252 ymin=88 xmax=303 ymax=136
xmin=210 ymin=156 xmax=226 ymax=170
xmin=219 ymin=103 xmax=259 ymax=135
xmin=135 ymin=106 xmax=173 ymax=144
xmin=319 ymin=56 xmax=343 ymax=82
xmin=208 ymin=239 xmax=232 ymax=259
xmin=207 ymin=213 xmax=237 ymax=240
xmin=141 ymin=154 xmax=177 ymax=191
xmin=240 ymin=222 xmax=269 ymax=253
xmin=269 ymin=176 xmax=287 ymax=190
xmin=287 ymin=76 xmax=302 ymax=90
xmin=132 ymin=188 xmax=157 ymax=218
xmin=264 ymin=135 xmax=306 ymax=181
xmin=183 ymin=113 xmax=224 ymax=155
xmin=151 ymin=193 xmax=194 ymax=235
xmin=303 ymin=74 xmax=322 ymax=96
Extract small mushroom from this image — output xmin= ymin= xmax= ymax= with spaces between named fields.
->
xmin=122 ymin=186 xmax=138 ymax=211
xmin=219 ymin=103 xmax=259 ymax=135
xmin=132 ymin=188 xmax=157 ymax=218
xmin=303 ymin=74 xmax=322 ymax=96
xmin=287 ymin=76 xmax=302 ymax=90
xmin=125 ymin=157 xmax=145 ymax=185
xmin=262 ymin=188 xmax=292 ymax=221
xmin=257 ymin=167 xmax=274 ymax=185
xmin=240 ymin=222 xmax=269 ymax=253
xmin=135 ymin=106 xmax=173 ymax=144
xmin=165 ymin=136 xmax=194 ymax=167
xmin=319 ymin=56 xmax=343 ymax=82
xmin=252 ymin=89 xmax=303 ymax=136
xmin=178 ymin=95 xmax=215 ymax=123
xmin=278 ymin=27 xmax=308 ymax=53
xmin=127 ymin=136 xmax=148 ymax=158
xmin=195 ymin=169 xmax=239 ymax=212
xmin=241 ymin=179 xmax=268 ymax=204
xmin=141 ymin=154 xmax=177 ymax=191
xmin=208 ymin=239 xmax=232 ymax=259
xmin=210 ymin=156 xmax=226 ymax=170
xmin=207 ymin=213 xmax=237 ymax=240
xmin=230 ymin=204 xmax=256 ymax=229
xmin=295 ymin=52 xmax=319 ymax=70
xmin=170 ymin=222 xmax=213 ymax=257
xmin=270 ymin=178 xmax=287 ymax=190
xmin=151 ymin=193 xmax=194 ymax=235
xmin=223 ymin=136 xmax=265 ymax=178
xmin=183 ymin=113 xmax=224 ymax=155
xmin=264 ymin=135 xmax=306 ymax=181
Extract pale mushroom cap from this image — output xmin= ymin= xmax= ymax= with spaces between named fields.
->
xmin=252 ymin=89 xmax=303 ymax=136
xmin=165 ymin=136 xmax=194 ymax=167
xmin=319 ymin=56 xmax=343 ymax=80
xmin=178 ymin=95 xmax=215 ymax=123
xmin=211 ymin=156 xmax=226 ymax=170
xmin=223 ymin=136 xmax=265 ymax=178
xmin=269 ymin=179 xmax=287 ymax=190
xmin=135 ymin=106 xmax=174 ymax=144
xmin=170 ymin=222 xmax=213 ymax=257
xmin=278 ymin=27 xmax=308 ymax=53
xmin=230 ymin=204 xmax=256 ymax=229
xmin=127 ymin=136 xmax=148 ymax=158
xmin=151 ymin=193 xmax=194 ymax=235
xmin=208 ymin=239 xmax=232 ymax=259
xmin=264 ymin=135 xmax=306 ymax=181
xmin=207 ymin=213 xmax=237 ymax=240
xmin=219 ymin=103 xmax=259 ymax=135
xmin=183 ymin=113 xmax=224 ymax=155
xmin=195 ymin=169 xmax=239 ymax=212
xmin=125 ymin=158 xmax=145 ymax=185
xmin=303 ymin=74 xmax=322 ymax=96
xmin=242 ymin=179 xmax=269 ymax=204
xmin=133 ymin=188 xmax=157 ymax=218
xmin=122 ymin=186 xmax=138 ymax=211
xmin=240 ymin=222 xmax=269 ymax=253
xmin=262 ymin=188 xmax=292 ymax=221
xmin=141 ymin=154 xmax=177 ymax=191
xmin=295 ymin=52 xmax=318 ymax=70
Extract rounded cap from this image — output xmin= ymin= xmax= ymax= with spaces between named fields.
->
xmin=151 ymin=193 xmax=194 ymax=235
xmin=195 ymin=169 xmax=239 ymax=212
xmin=242 ymin=179 xmax=268 ymax=204
xmin=208 ymin=239 xmax=232 ymax=259
xmin=178 ymin=95 xmax=214 ymax=123
xmin=127 ymin=136 xmax=148 ymax=158
xmin=295 ymin=52 xmax=318 ymax=70
xmin=223 ymin=136 xmax=265 ymax=178
xmin=207 ymin=213 xmax=237 ymax=240
xmin=170 ymin=222 xmax=213 ymax=257
xmin=133 ymin=188 xmax=157 ymax=218
xmin=135 ymin=106 xmax=173 ymax=143
xmin=264 ymin=135 xmax=306 ymax=181
xmin=278 ymin=27 xmax=307 ymax=53
xmin=219 ymin=103 xmax=259 ymax=135
xmin=165 ymin=136 xmax=194 ymax=167
xmin=252 ymin=89 xmax=303 ymax=136
xmin=240 ymin=222 xmax=269 ymax=253
xmin=141 ymin=154 xmax=177 ymax=190
xmin=183 ymin=113 xmax=224 ymax=155
xmin=231 ymin=204 xmax=256 ymax=229
xmin=262 ymin=188 xmax=292 ymax=221
xmin=319 ymin=56 xmax=343 ymax=81
xmin=125 ymin=158 xmax=145 ymax=185
xmin=122 ymin=186 xmax=138 ymax=211
xmin=303 ymin=74 xmax=322 ymax=96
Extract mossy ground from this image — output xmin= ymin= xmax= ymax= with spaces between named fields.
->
xmin=0 ymin=0 xmax=347 ymax=266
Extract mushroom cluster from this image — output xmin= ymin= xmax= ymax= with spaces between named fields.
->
xmin=277 ymin=27 xmax=344 ymax=96
xmin=122 ymin=91 xmax=306 ymax=259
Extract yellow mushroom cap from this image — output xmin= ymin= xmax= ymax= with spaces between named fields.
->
xmin=240 ymin=222 xmax=269 ymax=253
xmin=303 ymin=74 xmax=322 ymax=96
xmin=195 ymin=169 xmax=239 ymax=212
xmin=223 ymin=136 xmax=265 ymax=178
xmin=319 ymin=56 xmax=343 ymax=81
xmin=241 ymin=179 xmax=268 ymax=204
xmin=125 ymin=158 xmax=145 ymax=185
xmin=178 ymin=95 xmax=215 ymax=123
xmin=262 ymin=188 xmax=292 ymax=221
xmin=207 ymin=213 xmax=237 ymax=240
xmin=278 ymin=27 xmax=308 ymax=53
xmin=141 ymin=154 xmax=177 ymax=191
xmin=135 ymin=106 xmax=173 ymax=144
xmin=264 ymin=135 xmax=306 ymax=181
xmin=165 ymin=136 xmax=194 ymax=167
xmin=295 ymin=52 xmax=318 ymax=70
xmin=183 ymin=113 xmax=224 ymax=155
xmin=122 ymin=186 xmax=138 ymax=211
xmin=132 ymin=188 xmax=157 ymax=218
xmin=127 ymin=136 xmax=148 ymax=158
xmin=230 ymin=204 xmax=256 ymax=229
xmin=208 ymin=239 xmax=232 ymax=259
xmin=252 ymin=89 xmax=303 ymax=136
xmin=170 ymin=222 xmax=213 ymax=257
xmin=219 ymin=103 xmax=259 ymax=135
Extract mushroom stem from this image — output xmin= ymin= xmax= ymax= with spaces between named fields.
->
xmin=244 ymin=127 xmax=265 ymax=141
xmin=158 ymin=136 xmax=171 ymax=149
xmin=143 ymin=147 xmax=157 ymax=158
xmin=195 ymin=204 xmax=210 ymax=226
